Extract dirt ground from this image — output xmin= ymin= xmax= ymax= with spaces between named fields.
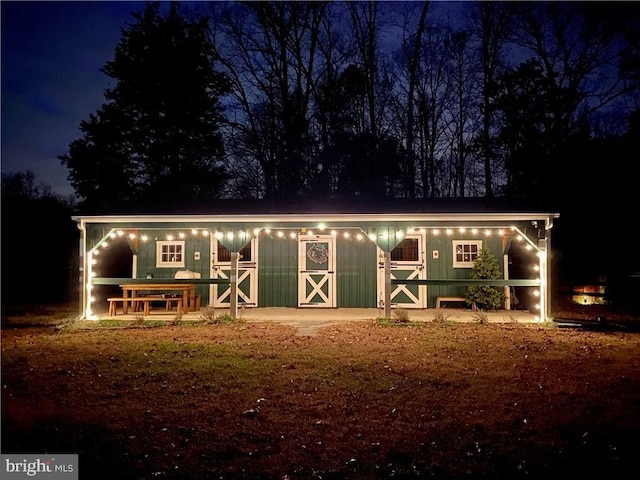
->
xmin=2 ymin=303 xmax=640 ymax=479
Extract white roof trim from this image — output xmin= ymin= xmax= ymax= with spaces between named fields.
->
xmin=73 ymin=212 xmax=559 ymax=224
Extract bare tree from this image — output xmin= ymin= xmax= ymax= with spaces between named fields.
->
xmin=414 ymin=24 xmax=455 ymax=198
xmin=347 ymin=1 xmax=380 ymax=139
xmin=211 ymin=1 xmax=325 ymax=198
xmin=466 ymin=2 xmax=514 ymax=198
xmin=393 ymin=2 xmax=431 ymax=197
xmin=511 ymin=2 xmax=635 ymax=137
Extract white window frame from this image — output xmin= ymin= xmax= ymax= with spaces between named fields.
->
xmin=156 ymin=241 xmax=185 ymax=268
xmin=452 ymin=240 xmax=483 ymax=268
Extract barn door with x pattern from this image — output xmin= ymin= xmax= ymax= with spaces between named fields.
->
xmin=210 ymin=237 xmax=258 ymax=308
xmin=298 ymin=235 xmax=336 ymax=307
xmin=378 ymin=232 xmax=426 ymax=308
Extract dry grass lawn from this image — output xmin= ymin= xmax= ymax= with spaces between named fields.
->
xmin=2 ymin=303 xmax=640 ymax=479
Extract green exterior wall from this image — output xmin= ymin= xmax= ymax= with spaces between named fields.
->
xmin=258 ymin=235 xmax=298 ymax=307
xmin=87 ymin=224 xmax=519 ymax=310
xmin=336 ymin=236 xmax=378 ymax=307
xmin=134 ymin=230 xmax=211 ymax=305
xmin=88 ymin=226 xmax=212 ymax=305
xmin=425 ymin=232 xmax=504 ymax=308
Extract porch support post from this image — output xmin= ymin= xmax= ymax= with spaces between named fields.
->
xmin=383 ymin=251 xmax=391 ymax=318
xmin=230 ymin=251 xmax=239 ymax=319
xmin=544 ymin=232 xmax=552 ymax=320
xmin=78 ymin=222 xmax=87 ymax=318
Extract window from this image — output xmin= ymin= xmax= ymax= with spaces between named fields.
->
xmin=156 ymin=241 xmax=185 ymax=268
xmin=216 ymin=241 xmax=252 ymax=262
xmin=452 ymin=240 xmax=482 ymax=268
xmin=391 ymin=238 xmax=419 ymax=262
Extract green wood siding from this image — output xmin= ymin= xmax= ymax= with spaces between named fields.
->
xmin=258 ymin=235 xmax=298 ymax=307
xmin=336 ymin=236 xmax=378 ymax=307
xmin=426 ymin=233 xmax=504 ymax=308
xmin=122 ymin=229 xmax=211 ymax=305
xmin=87 ymin=228 xmax=211 ymax=305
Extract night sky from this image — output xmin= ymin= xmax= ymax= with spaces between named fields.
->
xmin=1 ymin=1 xmax=468 ymax=199
xmin=1 ymin=1 xmax=143 ymax=197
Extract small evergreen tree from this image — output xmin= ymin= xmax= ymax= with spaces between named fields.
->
xmin=466 ymin=247 xmax=505 ymax=310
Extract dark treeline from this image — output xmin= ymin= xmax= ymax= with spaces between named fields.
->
xmin=1 ymin=171 xmax=78 ymax=304
xmin=57 ymin=1 xmax=639 ymax=212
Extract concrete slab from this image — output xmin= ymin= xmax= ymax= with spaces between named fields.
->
xmin=93 ymin=306 xmax=540 ymax=336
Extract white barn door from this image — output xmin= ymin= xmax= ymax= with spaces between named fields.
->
xmin=377 ymin=232 xmax=426 ymax=308
xmin=298 ymin=235 xmax=336 ymax=307
xmin=210 ymin=237 xmax=258 ymax=308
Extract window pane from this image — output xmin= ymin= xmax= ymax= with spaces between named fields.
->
xmin=216 ymin=241 xmax=252 ymax=262
xmin=391 ymin=238 xmax=418 ymax=262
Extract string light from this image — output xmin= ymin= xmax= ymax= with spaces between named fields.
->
xmin=86 ymin=224 xmax=545 ymax=319
xmin=88 ymin=226 xmax=534 ymax=246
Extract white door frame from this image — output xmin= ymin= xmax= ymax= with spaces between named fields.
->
xmin=298 ymin=235 xmax=336 ymax=307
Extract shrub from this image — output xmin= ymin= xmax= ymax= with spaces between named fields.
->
xmin=392 ymin=307 xmax=410 ymax=323
xmin=432 ymin=308 xmax=452 ymax=324
xmin=199 ymin=306 xmax=217 ymax=324
xmin=472 ymin=310 xmax=489 ymax=324
xmin=466 ymin=248 xmax=505 ymax=310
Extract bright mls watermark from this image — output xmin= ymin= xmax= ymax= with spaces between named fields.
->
xmin=1 ymin=455 xmax=78 ymax=479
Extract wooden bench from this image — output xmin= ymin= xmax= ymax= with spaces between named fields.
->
xmin=107 ymin=297 xmax=183 ymax=316
xmin=436 ymin=296 xmax=477 ymax=310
